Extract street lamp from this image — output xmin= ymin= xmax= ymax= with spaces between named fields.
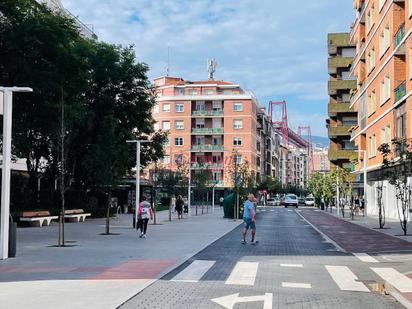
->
xmin=355 ymin=149 xmax=367 ymax=224
xmin=127 ymin=139 xmax=150 ymax=229
xmin=0 ymin=86 xmax=33 ymax=260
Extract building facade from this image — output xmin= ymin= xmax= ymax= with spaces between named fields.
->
xmin=312 ymin=146 xmax=330 ymax=173
xmin=350 ymin=0 xmax=412 ymax=219
xmin=327 ymin=33 xmax=358 ymax=170
xmin=152 ymin=76 xmax=259 ymax=191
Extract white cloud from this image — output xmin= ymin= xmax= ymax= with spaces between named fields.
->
xmin=62 ymin=0 xmax=354 ymax=136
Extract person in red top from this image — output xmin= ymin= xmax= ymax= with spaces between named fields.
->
xmin=138 ymin=196 xmax=153 ymax=238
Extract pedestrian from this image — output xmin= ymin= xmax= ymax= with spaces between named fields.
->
xmin=354 ymin=196 xmax=360 ymax=216
xmin=138 ymin=196 xmax=153 ymax=238
xmin=360 ymin=195 xmax=365 ymax=216
xmin=175 ymin=195 xmax=184 ymax=219
xmin=219 ymin=196 xmax=224 ymax=208
xmin=171 ymin=195 xmax=176 ymax=213
xmin=183 ymin=196 xmax=189 ymax=214
xmin=242 ymin=193 xmax=257 ymax=245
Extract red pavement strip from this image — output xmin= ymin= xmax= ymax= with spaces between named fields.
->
xmin=0 ymin=260 xmax=176 ymax=280
xmin=299 ymin=209 xmax=412 ymax=253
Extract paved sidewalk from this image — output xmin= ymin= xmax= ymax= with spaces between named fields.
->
xmin=0 ymin=207 xmax=239 ymax=309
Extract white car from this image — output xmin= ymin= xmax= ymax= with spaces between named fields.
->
xmin=284 ymin=194 xmax=298 ymax=208
xmin=305 ymin=197 xmax=315 ymax=206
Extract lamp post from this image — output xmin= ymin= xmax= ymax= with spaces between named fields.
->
xmin=0 ymin=87 xmax=33 ymax=260
xmin=355 ymin=150 xmax=367 ymax=224
xmin=188 ymin=163 xmax=191 ymax=217
xmin=127 ymin=140 xmax=150 ymax=229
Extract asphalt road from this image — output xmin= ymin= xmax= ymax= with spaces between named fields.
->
xmin=120 ymin=207 xmax=403 ymax=309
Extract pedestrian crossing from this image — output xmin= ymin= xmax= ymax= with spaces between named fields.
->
xmin=169 ymin=258 xmax=412 ymax=294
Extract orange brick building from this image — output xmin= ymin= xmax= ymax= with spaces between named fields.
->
xmin=152 ymin=76 xmax=259 ymax=191
xmin=350 ymin=0 xmax=412 ymax=218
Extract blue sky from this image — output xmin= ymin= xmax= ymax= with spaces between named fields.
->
xmin=62 ymin=0 xmax=355 ymax=137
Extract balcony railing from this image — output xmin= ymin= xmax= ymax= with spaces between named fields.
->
xmin=328 ymin=125 xmax=352 ymax=138
xmin=328 ymin=102 xmax=352 ymax=116
xmin=328 ymin=149 xmax=357 ymax=161
xmin=190 ymin=162 xmax=224 ymax=169
xmin=394 ymin=81 xmax=406 ymax=103
xmin=191 ymin=144 xmax=224 ymax=151
xmin=328 ymin=57 xmax=353 ymax=69
xmin=192 ymin=110 xmax=223 ymax=116
xmin=394 ymin=24 xmax=405 ymax=48
xmin=191 ymin=127 xmax=223 ymax=134
xmin=328 ymin=80 xmax=357 ymax=94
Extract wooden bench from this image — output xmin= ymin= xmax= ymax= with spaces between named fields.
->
xmin=19 ymin=211 xmax=58 ymax=227
xmin=64 ymin=209 xmax=91 ymax=223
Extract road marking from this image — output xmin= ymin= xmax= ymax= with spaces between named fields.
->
xmin=171 ymin=260 xmax=215 ymax=283
xmin=280 ymin=263 xmax=303 ymax=268
xmin=325 ymin=265 xmax=370 ymax=292
xmin=353 ymin=253 xmax=379 ymax=263
xmin=225 ymin=262 xmax=258 ymax=286
xmin=281 ymin=282 xmax=312 ymax=289
xmin=270 ymin=210 xmax=275 ymax=212
xmin=212 ymin=293 xmax=272 ymax=309
xmin=371 ymin=268 xmax=412 ymax=293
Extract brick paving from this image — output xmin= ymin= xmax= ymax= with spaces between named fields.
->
xmin=299 ymin=209 xmax=412 ymax=254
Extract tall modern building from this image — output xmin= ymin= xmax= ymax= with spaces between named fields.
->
xmin=349 ymin=0 xmax=412 ymax=219
xmin=327 ymin=33 xmax=358 ymax=170
xmin=152 ymin=76 xmax=259 ymax=194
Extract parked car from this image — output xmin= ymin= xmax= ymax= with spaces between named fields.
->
xmin=284 ymin=194 xmax=298 ymax=208
xmin=267 ymin=198 xmax=276 ymax=206
xmin=298 ymin=197 xmax=305 ymax=205
xmin=305 ymin=196 xmax=315 ymax=206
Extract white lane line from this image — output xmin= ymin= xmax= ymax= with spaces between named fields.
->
xmin=353 ymin=253 xmax=379 ymax=263
xmin=325 ymin=265 xmax=370 ymax=292
xmin=372 ymin=268 xmax=412 ymax=293
xmin=225 ymin=262 xmax=258 ymax=286
xmin=282 ymin=282 xmax=312 ymax=289
xmin=171 ymin=260 xmax=215 ymax=282
xmin=280 ymin=263 xmax=303 ymax=268
xmin=270 ymin=210 xmax=275 ymax=212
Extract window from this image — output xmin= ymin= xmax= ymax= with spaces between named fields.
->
xmin=366 ymin=6 xmax=374 ymax=32
xmin=175 ymin=104 xmax=184 ymax=112
xmin=233 ymin=137 xmax=242 ymax=146
xmin=233 ymin=103 xmax=243 ymax=111
xmin=196 ymin=136 xmax=205 ymax=145
xmin=367 ymin=48 xmax=375 ymax=73
xmin=204 ymin=89 xmax=214 ymax=95
xmin=368 ymin=135 xmax=376 ymax=158
xmin=162 ymin=121 xmax=170 ymax=130
xmin=367 ymin=90 xmax=376 ymax=116
xmin=380 ymin=125 xmax=391 ymax=145
xmin=233 ymin=155 xmax=242 ymax=164
xmin=410 ymin=48 xmax=412 ymax=79
xmin=233 ymin=119 xmax=243 ymax=129
xmin=409 ymin=0 xmax=412 ymax=18
xmin=397 ymin=106 xmax=406 ymax=138
xmin=162 ymin=155 xmax=170 ymax=164
xmin=153 ymin=104 xmax=159 ymax=113
xmin=174 ymin=137 xmax=184 ymax=146
xmin=175 ymin=120 xmax=184 ymax=130
xmin=379 ymin=26 xmax=390 ymax=57
xmin=154 ymin=122 xmax=159 ymax=131
xmin=175 ymin=88 xmax=185 ymax=96
xmin=196 ymin=118 xmax=205 ymax=128
xmin=212 ymin=100 xmax=222 ymax=111
xmin=188 ymin=89 xmax=198 ymax=95
xmin=380 ymin=76 xmax=391 ymax=105
xmin=163 ymin=103 xmax=170 ymax=112
xmin=196 ymin=101 xmax=205 ymax=111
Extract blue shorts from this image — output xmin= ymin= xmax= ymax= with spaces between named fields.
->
xmin=243 ymin=218 xmax=256 ymax=230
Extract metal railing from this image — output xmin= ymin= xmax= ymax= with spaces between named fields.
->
xmin=191 ymin=128 xmax=224 ymax=134
xmin=191 ymin=144 xmax=224 ymax=151
xmin=394 ymin=81 xmax=406 ymax=103
xmin=394 ymin=24 xmax=405 ymax=48
xmin=190 ymin=163 xmax=224 ymax=169
xmin=192 ymin=110 xmax=223 ymax=116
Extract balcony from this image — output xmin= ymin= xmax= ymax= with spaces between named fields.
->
xmin=328 ymin=125 xmax=352 ymax=138
xmin=328 ymin=57 xmax=353 ymax=74
xmin=328 ymin=148 xmax=357 ymax=162
xmin=208 ymin=180 xmax=224 ymax=186
xmin=328 ymin=33 xmax=350 ymax=55
xmin=191 ymin=144 xmax=224 ymax=152
xmin=191 ymin=162 xmax=224 ymax=169
xmin=394 ymin=24 xmax=405 ymax=54
xmin=192 ymin=110 xmax=224 ymax=117
xmin=191 ymin=127 xmax=223 ymax=134
xmin=328 ymin=102 xmax=353 ymax=117
xmin=394 ymin=81 xmax=406 ymax=103
xmin=328 ymin=80 xmax=357 ymax=95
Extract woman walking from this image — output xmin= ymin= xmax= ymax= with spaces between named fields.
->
xmin=138 ymin=196 xmax=153 ymax=238
xmin=175 ymin=195 xmax=184 ymax=220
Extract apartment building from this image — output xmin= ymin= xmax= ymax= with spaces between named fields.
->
xmin=152 ymin=76 xmax=259 ymax=192
xmin=350 ymin=0 xmax=412 ymax=219
xmin=327 ymin=33 xmax=358 ymax=170
xmin=287 ymin=147 xmax=308 ymax=189
xmin=312 ymin=147 xmax=330 ymax=173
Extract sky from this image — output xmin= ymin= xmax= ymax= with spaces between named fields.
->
xmin=62 ymin=0 xmax=355 ymax=137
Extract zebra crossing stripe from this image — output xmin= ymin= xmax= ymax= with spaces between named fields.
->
xmin=325 ymin=265 xmax=370 ymax=292
xmin=225 ymin=262 xmax=258 ymax=286
xmin=171 ymin=260 xmax=215 ymax=282
xmin=280 ymin=263 xmax=303 ymax=268
xmin=282 ymin=282 xmax=311 ymax=289
xmin=353 ymin=253 xmax=379 ymax=263
xmin=371 ymin=267 xmax=412 ymax=293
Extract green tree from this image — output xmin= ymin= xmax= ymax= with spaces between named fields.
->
xmin=308 ymin=172 xmax=324 ymax=207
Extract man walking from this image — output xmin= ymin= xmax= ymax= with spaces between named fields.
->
xmin=242 ymin=193 xmax=257 ymax=245
xmin=138 ymin=196 xmax=153 ymax=238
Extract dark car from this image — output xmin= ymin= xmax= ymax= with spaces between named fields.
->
xmin=298 ymin=197 xmax=305 ymax=205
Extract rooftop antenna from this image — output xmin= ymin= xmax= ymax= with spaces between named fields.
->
xmin=166 ymin=46 xmax=170 ymax=76
xmin=207 ymin=58 xmax=217 ymax=80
